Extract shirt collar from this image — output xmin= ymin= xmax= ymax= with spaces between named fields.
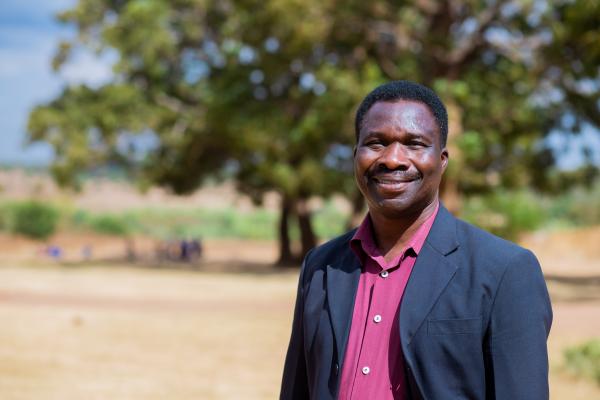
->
xmin=350 ymin=201 xmax=440 ymax=268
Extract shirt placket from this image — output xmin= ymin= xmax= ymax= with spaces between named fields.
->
xmin=353 ymin=264 xmax=393 ymax=395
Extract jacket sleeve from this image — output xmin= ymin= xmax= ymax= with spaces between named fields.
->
xmin=487 ymin=249 xmax=553 ymax=399
xmin=280 ymin=252 xmax=312 ymax=400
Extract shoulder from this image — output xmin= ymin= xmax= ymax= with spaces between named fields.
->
xmin=448 ymin=212 xmax=541 ymax=276
xmin=456 ymin=217 xmax=529 ymax=255
xmin=306 ymin=229 xmax=356 ymax=264
xmin=300 ymin=229 xmax=356 ymax=277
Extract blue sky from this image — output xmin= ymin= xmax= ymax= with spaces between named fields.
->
xmin=0 ymin=1 xmax=597 ymax=169
xmin=0 ymin=0 xmax=112 ymax=166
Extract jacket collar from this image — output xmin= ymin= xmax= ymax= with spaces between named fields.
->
xmin=400 ymin=204 xmax=460 ymax=344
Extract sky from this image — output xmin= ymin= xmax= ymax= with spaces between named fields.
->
xmin=0 ymin=0 xmax=598 ymax=169
xmin=0 ymin=0 xmax=112 ymax=166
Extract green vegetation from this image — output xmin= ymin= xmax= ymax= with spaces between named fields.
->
xmin=27 ymin=0 xmax=600 ymax=263
xmin=74 ymin=206 xmax=346 ymax=241
xmin=88 ymin=215 xmax=131 ymax=236
xmin=2 ymin=201 xmax=59 ymax=240
xmin=461 ymin=180 xmax=600 ymax=240
xmin=0 ymin=199 xmax=349 ymax=241
xmin=565 ymin=339 xmax=600 ymax=385
xmin=461 ymin=191 xmax=548 ymax=240
xmin=0 ymin=180 xmax=598 ymax=242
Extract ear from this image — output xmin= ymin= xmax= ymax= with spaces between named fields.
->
xmin=440 ymin=148 xmax=449 ymax=173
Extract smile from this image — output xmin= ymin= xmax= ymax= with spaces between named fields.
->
xmin=373 ymin=177 xmax=415 ymax=184
xmin=371 ymin=176 xmax=418 ymax=192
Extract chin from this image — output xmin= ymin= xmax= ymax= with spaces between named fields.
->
xmin=372 ymin=199 xmax=420 ymax=219
xmin=370 ymin=193 xmax=436 ymax=219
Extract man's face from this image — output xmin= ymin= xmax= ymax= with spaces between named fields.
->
xmin=354 ymin=100 xmax=448 ymax=219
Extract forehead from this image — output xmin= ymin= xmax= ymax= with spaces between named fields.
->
xmin=360 ymin=100 xmax=439 ymax=139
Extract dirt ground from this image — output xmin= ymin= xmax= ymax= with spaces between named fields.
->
xmin=0 ymin=231 xmax=599 ymax=399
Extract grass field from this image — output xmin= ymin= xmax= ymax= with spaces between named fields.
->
xmin=1 ymin=235 xmax=599 ymax=399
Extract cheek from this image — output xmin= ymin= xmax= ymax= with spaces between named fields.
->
xmin=416 ymin=154 xmax=442 ymax=173
xmin=354 ymin=149 xmax=376 ymax=171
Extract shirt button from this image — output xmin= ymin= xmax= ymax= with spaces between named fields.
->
xmin=380 ymin=270 xmax=389 ymax=278
xmin=362 ymin=366 xmax=370 ymax=375
xmin=373 ymin=315 xmax=382 ymax=323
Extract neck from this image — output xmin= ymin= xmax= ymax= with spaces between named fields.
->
xmin=369 ymin=200 xmax=438 ymax=261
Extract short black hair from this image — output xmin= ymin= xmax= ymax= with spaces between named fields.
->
xmin=354 ymin=80 xmax=448 ymax=147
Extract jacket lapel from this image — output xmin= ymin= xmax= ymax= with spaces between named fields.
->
xmin=400 ymin=206 xmax=460 ymax=345
xmin=327 ymin=249 xmax=361 ymax=363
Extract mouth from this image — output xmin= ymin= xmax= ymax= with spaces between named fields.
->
xmin=370 ymin=175 xmax=419 ymax=191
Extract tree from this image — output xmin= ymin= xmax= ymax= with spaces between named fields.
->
xmin=28 ymin=0 xmax=599 ymax=263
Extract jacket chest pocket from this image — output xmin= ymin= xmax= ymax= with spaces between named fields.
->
xmin=427 ymin=317 xmax=482 ymax=335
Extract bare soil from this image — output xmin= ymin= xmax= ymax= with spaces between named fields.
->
xmin=0 ymin=229 xmax=599 ymax=399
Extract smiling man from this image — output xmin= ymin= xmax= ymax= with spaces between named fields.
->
xmin=280 ymin=81 xmax=552 ymax=400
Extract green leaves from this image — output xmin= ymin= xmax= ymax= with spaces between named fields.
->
xmin=27 ymin=0 xmax=600 ymax=205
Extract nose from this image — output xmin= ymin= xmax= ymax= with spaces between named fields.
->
xmin=378 ymin=142 xmax=409 ymax=171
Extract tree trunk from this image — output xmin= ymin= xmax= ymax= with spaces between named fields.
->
xmin=440 ymin=100 xmax=463 ymax=214
xmin=296 ymin=197 xmax=317 ymax=260
xmin=276 ymin=194 xmax=295 ymax=266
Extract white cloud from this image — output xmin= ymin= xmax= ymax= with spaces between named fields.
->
xmin=59 ymin=49 xmax=116 ymax=88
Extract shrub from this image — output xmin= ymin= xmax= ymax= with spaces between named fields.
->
xmin=461 ymin=190 xmax=547 ymax=240
xmin=11 ymin=201 xmax=59 ymax=240
xmin=89 ymin=215 xmax=130 ymax=236
xmin=0 ymin=203 xmax=10 ymax=231
xmin=565 ymin=339 xmax=600 ymax=385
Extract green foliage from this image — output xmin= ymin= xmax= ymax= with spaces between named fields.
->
xmin=25 ymin=0 xmax=600 ymax=258
xmin=10 ymin=201 xmax=59 ymax=240
xmin=89 ymin=215 xmax=131 ymax=236
xmin=59 ymin=204 xmax=346 ymax=241
xmin=564 ymin=339 xmax=600 ymax=385
xmin=461 ymin=190 xmax=547 ymax=240
xmin=546 ymin=179 xmax=600 ymax=226
xmin=461 ymin=179 xmax=600 ymax=239
xmin=28 ymin=0 xmax=600 ymax=198
xmin=312 ymin=202 xmax=349 ymax=240
xmin=111 ymin=206 xmax=346 ymax=241
xmin=0 ymin=203 xmax=10 ymax=231
xmin=129 ymin=208 xmax=277 ymax=240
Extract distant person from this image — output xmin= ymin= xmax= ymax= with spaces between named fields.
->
xmin=46 ymin=245 xmax=62 ymax=260
xmin=188 ymin=238 xmax=203 ymax=261
xmin=178 ymin=238 xmax=203 ymax=262
xmin=280 ymin=81 xmax=552 ymax=399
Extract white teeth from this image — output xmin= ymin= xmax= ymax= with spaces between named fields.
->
xmin=375 ymin=178 xmax=411 ymax=184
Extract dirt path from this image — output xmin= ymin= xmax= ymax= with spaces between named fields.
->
xmin=0 ymin=260 xmax=598 ymax=399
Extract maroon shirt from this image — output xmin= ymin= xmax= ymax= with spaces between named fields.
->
xmin=338 ymin=203 xmax=439 ymax=400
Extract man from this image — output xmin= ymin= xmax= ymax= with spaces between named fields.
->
xmin=280 ymin=81 xmax=552 ymax=399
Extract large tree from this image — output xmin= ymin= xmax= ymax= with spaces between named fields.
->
xmin=28 ymin=0 xmax=599 ymax=263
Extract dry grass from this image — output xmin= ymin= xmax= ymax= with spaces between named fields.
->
xmin=0 ymin=264 xmax=297 ymax=399
xmin=0 ymin=235 xmax=599 ymax=399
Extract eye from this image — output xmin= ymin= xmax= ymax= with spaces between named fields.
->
xmin=408 ymin=140 xmax=427 ymax=147
xmin=364 ymin=139 xmax=384 ymax=149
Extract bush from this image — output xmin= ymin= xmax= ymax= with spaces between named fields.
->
xmin=89 ymin=215 xmax=130 ymax=236
xmin=0 ymin=203 xmax=10 ymax=231
xmin=11 ymin=201 xmax=59 ymax=240
xmin=461 ymin=190 xmax=547 ymax=240
xmin=565 ymin=339 xmax=600 ymax=385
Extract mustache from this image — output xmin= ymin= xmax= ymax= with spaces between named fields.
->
xmin=368 ymin=168 xmax=422 ymax=182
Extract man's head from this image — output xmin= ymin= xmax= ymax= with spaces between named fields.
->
xmin=355 ymin=80 xmax=448 ymax=147
xmin=353 ymin=81 xmax=449 ymax=219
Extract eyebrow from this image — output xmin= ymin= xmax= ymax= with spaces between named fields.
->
xmin=362 ymin=130 xmax=433 ymax=141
